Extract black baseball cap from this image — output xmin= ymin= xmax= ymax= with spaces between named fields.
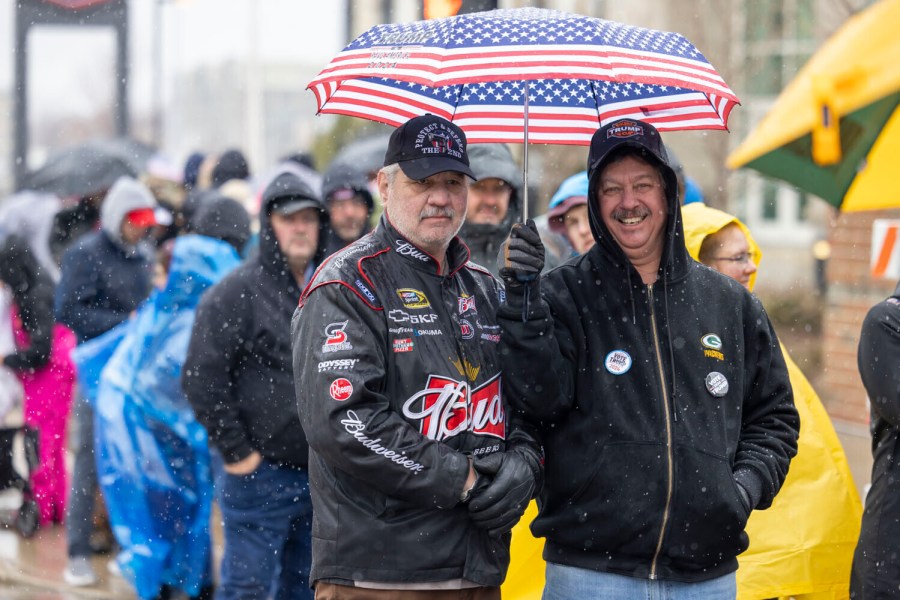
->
xmin=384 ymin=114 xmax=476 ymax=180
xmin=587 ymin=119 xmax=677 ymax=203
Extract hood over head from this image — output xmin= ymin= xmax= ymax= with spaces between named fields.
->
xmin=192 ymin=193 xmax=252 ymax=254
xmin=211 ymin=149 xmax=250 ymax=188
xmin=259 ymin=171 xmax=329 ymax=275
xmin=585 ymin=118 xmax=685 ymax=279
xmin=100 ymin=176 xmax=158 ymax=246
xmin=460 ymin=143 xmax=522 ymax=243
xmin=322 ymin=162 xmax=375 ymax=212
xmin=681 ymin=202 xmax=761 ymax=291
xmin=547 ymin=170 xmax=589 ymax=235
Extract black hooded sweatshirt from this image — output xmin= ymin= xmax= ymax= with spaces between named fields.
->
xmin=182 ymin=172 xmax=328 ymax=468
xmin=0 ymin=235 xmax=55 ymax=371
xmin=850 ymin=282 xmax=900 ymax=598
xmin=498 ymin=145 xmax=798 ymax=582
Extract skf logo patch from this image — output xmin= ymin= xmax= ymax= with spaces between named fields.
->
xmin=397 ymin=288 xmax=430 ymax=309
xmin=607 ymin=119 xmax=643 ymax=139
xmin=323 ymin=321 xmax=352 ymax=353
xmin=458 ymin=294 xmax=476 ymax=314
xmin=701 ymin=333 xmax=724 ymax=361
xmin=329 ymin=378 xmax=353 ymax=401
xmin=393 ymin=338 xmax=414 ymax=353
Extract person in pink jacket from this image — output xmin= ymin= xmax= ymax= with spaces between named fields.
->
xmin=0 ymin=234 xmax=76 ymax=526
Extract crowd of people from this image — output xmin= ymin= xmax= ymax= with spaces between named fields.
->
xmin=0 ymin=114 xmax=890 ymax=600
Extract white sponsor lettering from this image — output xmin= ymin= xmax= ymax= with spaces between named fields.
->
xmin=395 ymin=240 xmax=429 ymax=261
xmin=318 ymin=359 xmax=359 ymax=372
xmin=341 ymin=410 xmax=424 ymax=473
xmin=388 ymin=309 xmax=438 ymax=325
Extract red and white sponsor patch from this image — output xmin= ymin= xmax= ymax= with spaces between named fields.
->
xmin=329 ymin=378 xmax=353 ymax=401
xmin=393 ymin=338 xmax=414 ymax=353
xmin=402 ymin=373 xmax=505 ymax=441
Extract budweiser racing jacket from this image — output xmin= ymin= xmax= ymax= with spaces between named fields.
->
xmin=292 ymin=216 xmax=537 ymax=587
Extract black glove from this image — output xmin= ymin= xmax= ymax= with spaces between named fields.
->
xmin=498 ymin=219 xmax=545 ymax=287
xmin=467 ymin=447 xmax=540 ymax=536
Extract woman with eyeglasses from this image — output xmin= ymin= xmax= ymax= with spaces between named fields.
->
xmin=682 ymin=202 xmax=862 ymax=600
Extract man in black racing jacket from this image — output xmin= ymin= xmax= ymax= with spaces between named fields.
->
xmin=292 ymin=114 xmax=541 ymax=599
xmin=497 ymin=118 xmax=799 ymax=598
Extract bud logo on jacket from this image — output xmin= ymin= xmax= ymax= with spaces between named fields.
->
xmin=458 ymin=294 xmax=476 ymax=315
xmin=323 ymin=321 xmax=353 ymax=353
xmin=330 ymin=378 xmax=353 ymax=401
xmin=607 ymin=120 xmax=643 ymax=139
xmin=397 ymin=288 xmax=430 ymax=309
xmin=402 ymin=373 xmax=504 ymax=441
xmin=395 ymin=240 xmax=429 ymax=261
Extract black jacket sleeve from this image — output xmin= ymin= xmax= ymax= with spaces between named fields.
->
xmin=182 ymin=277 xmax=255 ymax=464
xmin=4 ymin=287 xmax=54 ymax=371
xmin=55 ymin=248 xmax=126 ymax=341
xmin=733 ymin=300 xmax=799 ymax=511
xmin=293 ymin=282 xmax=471 ymax=510
xmin=497 ymin=278 xmax=578 ymax=423
xmin=858 ymin=297 xmax=900 ymax=425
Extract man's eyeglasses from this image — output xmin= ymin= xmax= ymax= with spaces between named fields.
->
xmin=712 ymin=252 xmax=757 ymax=264
xmin=600 ymin=181 xmax=661 ymax=202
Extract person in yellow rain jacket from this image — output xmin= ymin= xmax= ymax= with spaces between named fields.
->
xmin=681 ymin=202 xmax=862 ymax=600
xmin=500 ymin=202 xmax=863 ymax=600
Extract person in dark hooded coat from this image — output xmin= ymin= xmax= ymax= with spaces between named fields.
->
xmin=851 ymin=281 xmax=900 ymax=599
xmin=182 ymin=171 xmax=328 ymax=600
xmin=461 ymin=143 xmax=568 ymax=276
xmin=0 ymin=235 xmax=76 ymax=529
xmin=321 ymin=162 xmax=374 ymax=256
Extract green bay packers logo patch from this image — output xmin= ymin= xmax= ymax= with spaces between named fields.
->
xmin=397 ymin=288 xmax=430 ymax=309
xmin=701 ymin=333 xmax=724 ymax=361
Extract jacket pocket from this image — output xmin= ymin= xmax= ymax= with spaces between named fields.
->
xmin=665 ymin=446 xmax=749 ymax=568
xmin=540 ymin=441 xmax=667 ymax=555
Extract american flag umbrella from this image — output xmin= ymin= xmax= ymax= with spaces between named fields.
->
xmin=308 ymin=7 xmax=739 ymax=216
xmin=308 ymin=7 xmax=739 ymax=144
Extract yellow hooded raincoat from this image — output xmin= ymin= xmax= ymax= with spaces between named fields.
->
xmin=681 ymin=202 xmax=862 ymax=600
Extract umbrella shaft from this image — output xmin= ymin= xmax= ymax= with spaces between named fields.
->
xmin=523 ymin=85 xmax=529 ymax=222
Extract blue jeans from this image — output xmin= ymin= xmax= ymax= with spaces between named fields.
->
xmin=66 ymin=393 xmax=97 ymax=558
xmin=213 ymin=455 xmax=314 ymax=600
xmin=542 ymin=563 xmax=736 ymax=600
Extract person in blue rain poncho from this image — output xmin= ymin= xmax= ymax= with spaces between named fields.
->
xmin=74 ymin=213 xmax=247 ymax=600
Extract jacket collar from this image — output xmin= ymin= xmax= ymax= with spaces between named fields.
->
xmin=376 ymin=214 xmax=471 ymax=276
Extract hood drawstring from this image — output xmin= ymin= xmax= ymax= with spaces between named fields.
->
xmin=663 ymin=229 xmax=678 ymax=422
xmin=626 ymin=267 xmax=637 ymax=325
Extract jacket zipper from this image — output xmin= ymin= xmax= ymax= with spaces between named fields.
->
xmin=647 ymin=284 xmax=674 ymax=580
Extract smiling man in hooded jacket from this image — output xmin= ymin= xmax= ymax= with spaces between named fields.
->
xmin=496 ymin=118 xmax=799 ymax=599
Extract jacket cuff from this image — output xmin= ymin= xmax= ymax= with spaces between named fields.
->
xmin=499 ymin=278 xmax=544 ymax=321
xmin=734 ymin=468 xmax=763 ymax=512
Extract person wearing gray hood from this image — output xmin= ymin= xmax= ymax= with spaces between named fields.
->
xmin=55 ymin=175 xmax=158 ymax=586
xmin=461 ymin=143 xmax=568 ymax=276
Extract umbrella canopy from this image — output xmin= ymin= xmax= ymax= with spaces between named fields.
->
xmin=727 ymin=0 xmax=900 ymax=211
xmin=308 ymin=7 xmax=739 ymax=145
xmin=21 ymin=138 xmax=156 ymax=198
xmin=326 ymin=133 xmax=392 ymax=181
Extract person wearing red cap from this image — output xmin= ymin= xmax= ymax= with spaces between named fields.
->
xmin=55 ymin=175 xmax=158 ymax=586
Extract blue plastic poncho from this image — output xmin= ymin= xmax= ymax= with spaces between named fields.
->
xmin=73 ymin=235 xmax=241 ymax=599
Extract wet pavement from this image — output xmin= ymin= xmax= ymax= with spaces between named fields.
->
xmin=0 ymin=426 xmax=875 ymax=599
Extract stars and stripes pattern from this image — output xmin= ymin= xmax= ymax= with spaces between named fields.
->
xmin=308 ymin=7 xmax=739 ymax=144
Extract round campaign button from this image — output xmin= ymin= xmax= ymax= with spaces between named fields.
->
xmin=705 ymin=372 xmax=729 ymax=397
xmin=604 ymin=350 xmax=632 ymax=375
